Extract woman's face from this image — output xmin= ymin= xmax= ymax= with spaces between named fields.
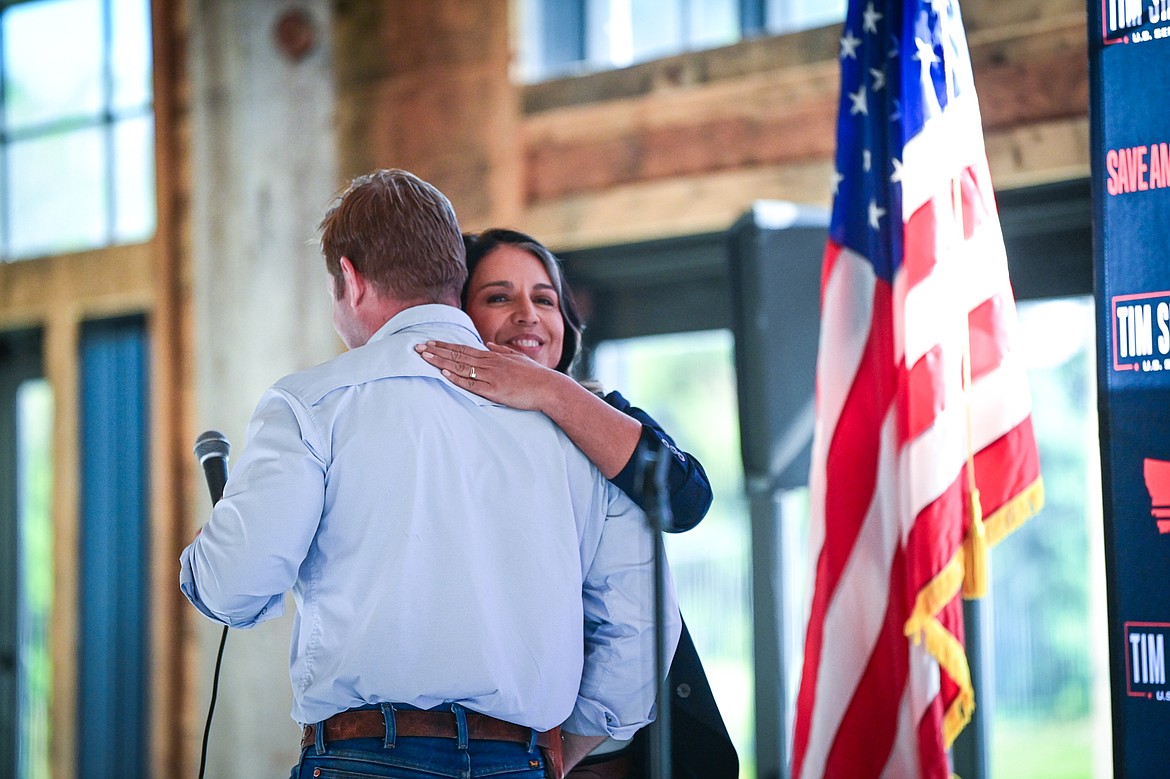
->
xmin=465 ymin=244 xmax=565 ymax=370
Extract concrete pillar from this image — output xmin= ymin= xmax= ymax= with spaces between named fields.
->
xmin=187 ymin=1 xmax=339 ymax=775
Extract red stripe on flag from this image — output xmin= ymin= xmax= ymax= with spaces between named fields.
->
xmin=959 ymin=164 xmax=994 ymax=241
xmin=792 ymin=280 xmax=897 ymax=779
xmin=903 ymin=163 xmax=997 ymax=292
xmin=822 ymin=287 xmax=897 ymax=590
xmin=902 ymin=196 xmax=938 ymax=291
xmin=820 ymin=546 xmax=910 ymax=778
xmin=973 ymin=416 xmax=1042 ymax=517
xmin=905 ymin=475 xmax=967 ymax=604
xmin=968 ymin=294 xmax=1012 ymax=383
xmin=902 ymin=343 xmax=949 ymax=444
xmin=821 ymin=242 xmax=844 ymax=308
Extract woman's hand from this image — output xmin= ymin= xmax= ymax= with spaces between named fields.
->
xmin=414 ymin=339 xmax=568 ymax=411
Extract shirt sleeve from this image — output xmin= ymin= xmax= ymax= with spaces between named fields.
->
xmin=563 ymin=484 xmax=682 ymax=739
xmin=179 ymin=387 xmax=327 ymax=628
xmin=604 ymin=390 xmax=713 ymax=533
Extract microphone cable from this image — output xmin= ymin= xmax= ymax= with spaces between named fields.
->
xmin=193 ymin=431 xmax=231 ymax=779
xmin=200 ymin=626 xmax=229 ymax=779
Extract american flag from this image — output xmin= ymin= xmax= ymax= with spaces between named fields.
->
xmin=791 ymin=1 xmax=1044 ymax=777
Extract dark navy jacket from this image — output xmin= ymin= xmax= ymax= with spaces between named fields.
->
xmin=604 ymin=391 xmax=714 ymax=533
xmin=580 ymin=392 xmax=739 ymax=779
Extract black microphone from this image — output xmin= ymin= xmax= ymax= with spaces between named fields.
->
xmin=192 ymin=430 xmax=232 ymax=779
xmin=194 ymin=430 xmax=230 ymax=505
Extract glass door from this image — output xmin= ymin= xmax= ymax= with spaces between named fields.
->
xmin=592 ymin=329 xmax=757 ymax=777
xmin=1 ymin=330 xmax=52 ymax=779
xmin=989 ymin=296 xmax=1110 ymax=779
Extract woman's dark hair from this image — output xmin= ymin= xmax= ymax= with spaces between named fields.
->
xmin=462 ymin=229 xmax=584 ymax=375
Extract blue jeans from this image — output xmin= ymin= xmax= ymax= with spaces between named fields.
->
xmin=290 ymin=705 xmax=548 ymax=779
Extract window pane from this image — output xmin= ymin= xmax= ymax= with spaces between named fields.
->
xmin=687 ymin=0 xmax=740 ymax=49
xmin=1 ymin=0 xmax=155 ymax=261
xmin=990 ymin=297 xmax=1111 ymax=779
xmin=3 ymin=0 xmax=104 ymax=131
xmin=113 ymin=115 xmax=155 ymax=243
xmin=16 ymin=379 xmax=53 ymax=779
xmin=8 ymin=128 xmax=107 ymax=260
xmin=591 ymin=0 xmax=740 ymax=69
xmin=594 ymin=330 xmax=755 ymax=778
xmin=521 ymin=0 xmax=847 ymax=82
xmin=626 ymin=0 xmax=683 ymax=64
xmin=111 ymin=0 xmax=152 ymax=110
xmin=766 ymin=0 xmax=847 ymax=33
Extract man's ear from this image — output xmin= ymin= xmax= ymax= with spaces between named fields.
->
xmin=339 ymin=257 xmax=366 ymax=307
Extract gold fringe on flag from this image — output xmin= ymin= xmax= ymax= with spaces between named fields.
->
xmin=904 ymin=553 xmax=964 ymax=637
xmin=904 ymin=478 xmax=1046 ymax=750
xmin=905 ymin=603 xmax=976 ymax=747
xmin=903 ymin=546 xmax=973 ymax=747
xmin=983 ymin=477 xmax=1046 ymax=549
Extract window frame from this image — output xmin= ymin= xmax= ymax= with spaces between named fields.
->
xmin=520 ymin=0 xmax=844 ymax=82
xmin=0 ymin=0 xmax=155 ymax=261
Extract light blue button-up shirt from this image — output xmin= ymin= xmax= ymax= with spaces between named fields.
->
xmin=179 ymin=304 xmax=679 ymax=736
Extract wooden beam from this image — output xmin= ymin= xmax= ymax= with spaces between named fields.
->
xmin=522 ymin=23 xmax=844 ymax=113
xmin=972 ymin=15 xmax=1089 ymax=131
xmin=985 ymin=116 xmax=1090 ymax=189
xmin=521 ymin=115 xmax=1089 ymax=251
xmin=521 ymin=161 xmax=834 ymax=251
xmin=148 ymin=0 xmax=190 ymax=774
xmin=520 ymin=13 xmax=1088 ymax=204
xmin=0 ymin=244 xmax=154 ymax=329
xmin=523 ymin=63 xmax=840 ymax=202
xmin=44 ymin=308 xmax=78 ymax=779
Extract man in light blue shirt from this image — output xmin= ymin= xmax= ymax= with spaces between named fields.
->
xmin=179 ymin=169 xmax=679 ymax=778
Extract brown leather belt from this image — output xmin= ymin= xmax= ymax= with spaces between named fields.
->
xmin=301 ymin=708 xmax=564 ymax=779
xmin=566 ymin=748 xmax=638 ymax=779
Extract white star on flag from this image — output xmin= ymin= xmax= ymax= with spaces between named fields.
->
xmin=849 ymin=85 xmax=868 ymax=115
xmin=840 ymin=30 xmax=862 ymax=59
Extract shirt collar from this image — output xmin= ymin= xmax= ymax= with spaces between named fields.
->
xmin=367 ymin=304 xmax=484 ymax=347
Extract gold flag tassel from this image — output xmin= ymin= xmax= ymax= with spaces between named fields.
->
xmin=962 ymin=485 xmax=988 ymax=598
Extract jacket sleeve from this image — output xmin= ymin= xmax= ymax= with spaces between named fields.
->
xmin=603 ymin=390 xmax=713 ymax=532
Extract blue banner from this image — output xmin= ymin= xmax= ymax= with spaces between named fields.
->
xmin=1091 ymin=0 xmax=1170 ymax=775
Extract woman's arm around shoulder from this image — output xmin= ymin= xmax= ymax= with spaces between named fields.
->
xmin=415 ymin=341 xmax=713 ymax=530
xmin=603 ymin=390 xmax=713 ymax=532
xmin=416 ymin=340 xmax=642 ymax=478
